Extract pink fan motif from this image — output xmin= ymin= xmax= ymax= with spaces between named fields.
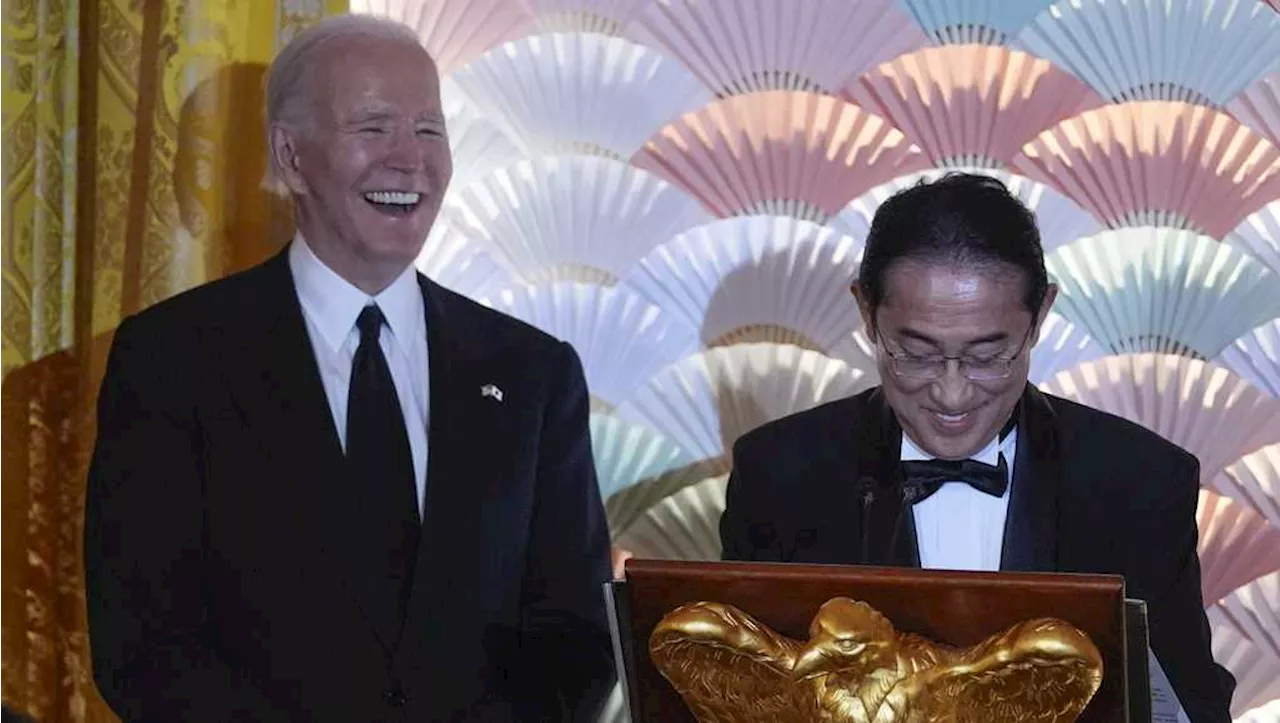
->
xmin=834 ymin=168 xmax=1102 ymax=254
xmin=1211 ymin=444 xmax=1280 ymax=530
xmin=1228 ymin=71 xmax=1280 ymax=146
xmin=1214 ymin=573 xmax=1280 ymax=714
xmin=350 ymin=0 xmax=534 ymax=75
xmin=633 ymin=91 xmax=928 ymax=224
xmin=1227 ymin=201 xmax=1280 ymax=279
xmin=1209 ymin=603 xmax=1280 ymax=718
xmin=1039 ymin=354 xmax=1280 ymax=488
xmin=842 ymin=44 xmax=1104 ymax=168
xmin=1197 ymin=490 xmax=1280 ymax=605
xmin=629 ymin=0 xmax=927 ymax=97
xmin=1217 ymin=320 xmax=1280 ymax=399
xmin=519 ymin=0 xmax=649 ymax=34
xmin=1013 ymin=101 xmax=1280 ymax=239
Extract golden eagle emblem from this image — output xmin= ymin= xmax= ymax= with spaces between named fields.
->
xmin=649 ymin=597 xmax=1103 ymax=723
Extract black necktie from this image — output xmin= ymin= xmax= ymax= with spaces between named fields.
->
xmin=900 ymin=454 xmax=1009 ymax=504
xmin=346 ymin=304 xmax=420 ymax=625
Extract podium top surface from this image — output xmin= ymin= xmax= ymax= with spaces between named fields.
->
xmin=628 ymin=558 xmax=1124 ymax=595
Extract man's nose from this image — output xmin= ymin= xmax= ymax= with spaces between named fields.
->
xmin=384 ymin=128 xmax=423 ymax=171
xmin=929 ymin=360 xmax=973 ymax=409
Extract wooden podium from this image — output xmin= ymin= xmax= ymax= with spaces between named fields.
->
xmin=606 ymin=559 xmax=1153 ymax=722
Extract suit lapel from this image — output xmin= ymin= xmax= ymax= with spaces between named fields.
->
xmin=855 ymin=389 xmax=921 ymax=568
xmin=399 ymin=277 xmax=517 ymax=659
xmin=233 ymin=248 xmax=401 ymax=652
xmin=999 ymin=385 xmax=1062 ymax=572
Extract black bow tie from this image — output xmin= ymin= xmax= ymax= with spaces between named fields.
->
xmin=900 ymin=454 xmax=1009 ymax=504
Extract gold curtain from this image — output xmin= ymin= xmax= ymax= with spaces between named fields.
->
xmin=2 ymin=0 xmax=345 ymax=718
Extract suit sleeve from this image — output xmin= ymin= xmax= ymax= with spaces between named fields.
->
xmin=514 ymin=340 xmax=615 ymax=721
xmin=1137 ymin=453 xmax=1235 ymax=723
xmin=720 ymin=435 xmax=754 ymax=561
xmin=84 ymin=316 xmax=284 ymax=722
xmin=720 ymin=433 xmax=785 ymax=563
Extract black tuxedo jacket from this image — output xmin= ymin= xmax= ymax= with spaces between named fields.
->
xmin=84 ymin=248 xmax=615 ymax=721
xmin=719 ymin=385 xmax=1235 ymax=722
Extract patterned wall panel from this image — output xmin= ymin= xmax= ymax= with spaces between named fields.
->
xmin=350 ymin=0 xmax=1280 ymax=718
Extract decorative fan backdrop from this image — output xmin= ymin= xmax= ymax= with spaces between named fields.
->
xmin=349 ymin=0 xmax=1280 ymax=718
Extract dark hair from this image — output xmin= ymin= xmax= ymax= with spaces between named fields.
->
xmin=855 ymin=172 xmax=1048 ymax=318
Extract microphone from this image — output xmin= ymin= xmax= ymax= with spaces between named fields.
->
xmin=887 ymin=484 xmax=914 ymax=561
xmin=857 ymin=476 xmax=877 ymax=565
xmin=856 ymin=473 xmax=915 ymax=565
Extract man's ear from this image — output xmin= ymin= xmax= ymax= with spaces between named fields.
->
xmin=268 ymin=123 xmax=307 ymax=196
xmin=1032 ymin=282 xmax=1058 ymax=339
xmin=852 ymin=280 xmax=876 ymax=342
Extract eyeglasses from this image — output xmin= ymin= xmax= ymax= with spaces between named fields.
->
xmin=873 ymin=325 xmax=1035 ymax=382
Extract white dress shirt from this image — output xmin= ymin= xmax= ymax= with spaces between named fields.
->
xmin=903 ymin=428 xmax=1017 ymax=572
xmin=288 ymin=236 xmax=430 ymax=513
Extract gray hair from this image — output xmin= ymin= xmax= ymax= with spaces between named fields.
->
xmin=263 ymin=13 xmax=425 ymax=193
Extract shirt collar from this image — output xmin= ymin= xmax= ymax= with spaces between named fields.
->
xmin=288 ymin=234 xmax=425 ymax=354
xmin=900 ymin=426 xmax=1018 ymax=470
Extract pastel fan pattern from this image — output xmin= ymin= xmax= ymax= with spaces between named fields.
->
xmin=621 ymin=215 xmax=866 ymax=352
xmin=1218 ymin=321 xmax=1280 ymax=398
xmin=614 ymin=342 xmax=876 ymax=466
xmin=447 ymin=33 xmax=710 ymax=159
xmin=1211 ymin=444 xmax=1280 ymax=530
xmin=632 ymin=90 xmax=928 ymax=224
xmin=628 ymin=0 xmax=926 ymax=96
xmin=485 ymin=282 xmax=698 ymax=409
xmin=1013 ymin=101 xmax=1280 ymax=239
xmin=520 ymin=1 xmax=649 ymax=35
xmin=440 ymin=79 xmax=523 ymax=192
xmin=1044 ymin=228 xmax=1280 ymax=359
xmin=351 ymin=0 xmax=534 ymax=74
xmin=377 ymin=0 xmax=1280 ymax=717
xmin=1229 ymin=72 xmax=1280 ymax=145
xmin=1039 ymin=354 xmax=1280 ymax=488
xmin=898 ymin=0 xmax=1054 ymax=45
xmin=1210 ymin=602 xmax=1280 ymax=718
xmin=1228 ymin=202 xmax=1280 ymax=278
xmin=842 ymin=44 xmax=1104 ymax=168
xmin=835 ymin=167 xmax=1102 ymax=253
xmin=442 ymin=155 xmax=711 ymax=285
xmin=1210 ymin=574 xmax=1280 ymax=715
xmin=1016 ymin=0 xmax=1280 ymax=107
xmin=1197 ymin=490 xmax=1280 ymax=605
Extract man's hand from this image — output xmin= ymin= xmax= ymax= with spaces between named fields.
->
xmin=611 ymin=546 xmax=634 ymax=579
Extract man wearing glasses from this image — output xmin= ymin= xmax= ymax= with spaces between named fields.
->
xmin=718 ymin=173 xmax=1234 ymax=721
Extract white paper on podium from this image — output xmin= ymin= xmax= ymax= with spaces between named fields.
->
xmin=1149 ymin=648 xmax=1190 ymax=723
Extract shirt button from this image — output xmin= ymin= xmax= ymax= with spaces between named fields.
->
xmin=382 ymin=687 xmax=407 ymax=708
